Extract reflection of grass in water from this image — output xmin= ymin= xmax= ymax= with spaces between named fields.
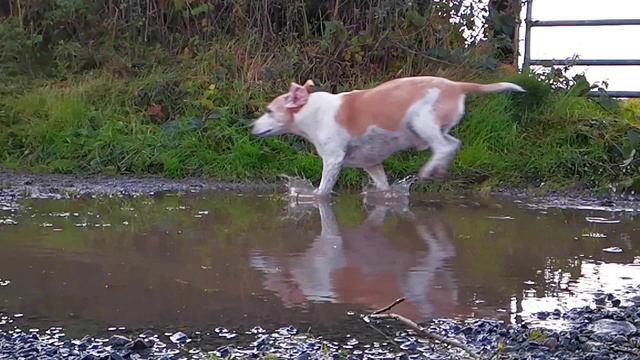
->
xmin=332 ymin=194 xmax=368 ymax=227
xmin=12 ymin=192 xmax=304 ymax=266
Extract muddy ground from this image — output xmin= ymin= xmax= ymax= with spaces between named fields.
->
xmin=1 ymin=169 xmax=638 ymax=209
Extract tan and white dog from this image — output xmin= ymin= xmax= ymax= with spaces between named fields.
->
xmin=250 ymin=76 xmax=525 ymax=197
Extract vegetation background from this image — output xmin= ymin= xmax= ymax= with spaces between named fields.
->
xmin=0 ymin=0 xmax=638 ymax=193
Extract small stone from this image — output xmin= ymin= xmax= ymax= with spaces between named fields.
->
xmin=108 ymin=335 xmax=129 ymax=347
xmin=129 ymin=338 xmax=154 ymax=351
xmin=400 ymin=340 xmax=417 ymax=350
xmin=169 ymin=331 xmax=188 ymax=344
xmin=589 ymin=319 xmax=637 ymax=337
xmin=140 ymin=330 xmax=156 ymax=338
xmin=630 ymin=296 xmax=640 ymax=306
xmin=612 ymin=335 xmax=628 ymax=344
xmin=109 ymin=353 xmax=125 ymax=360
xmin=578 ymin=336 xmax=589 ymax=343
xmin=543 ymin=337 xmax=558 ymax=349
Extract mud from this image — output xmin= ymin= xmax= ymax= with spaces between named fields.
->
xmin=1 ymin=169 xmax=638 ymax=211
xmin=0 ymin=170 xmax=279 ymax=199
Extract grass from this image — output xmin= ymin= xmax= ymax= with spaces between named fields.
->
xmin=0 ymin=35 xmax=639 ymax=194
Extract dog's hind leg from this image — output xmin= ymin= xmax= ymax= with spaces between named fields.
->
xmin=410 ymin=113 xmax=460 ymax=180
xmin=363 ymin=164 xmax=390 ymax=190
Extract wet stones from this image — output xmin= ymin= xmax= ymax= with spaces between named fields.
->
xmin=3 ymin=303 xmax=640 ymax=360
xmin=0 ymin=327 xmax=178 ymax=360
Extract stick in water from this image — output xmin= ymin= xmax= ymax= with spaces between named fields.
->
xmin=365 ymin=298 xmax=480 ymax=359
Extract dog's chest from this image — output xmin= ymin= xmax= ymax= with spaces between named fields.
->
xmin=342 ymin=127 xmax=420 ymax=167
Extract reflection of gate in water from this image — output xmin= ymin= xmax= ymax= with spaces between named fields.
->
xmin=521 ymin=0 xmax=640 ymax=98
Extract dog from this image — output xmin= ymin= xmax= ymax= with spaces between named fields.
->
xmin=250 ymin=76 xmax=525 ymax=197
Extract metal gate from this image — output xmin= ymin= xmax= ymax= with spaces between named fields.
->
xmin=521 ymin=0 xmax=640 ymax=98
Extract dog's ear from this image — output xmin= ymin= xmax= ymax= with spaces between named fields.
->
xmin=302 ymin=80 xmax=314 ymax=92
xmin=284 ymin=82 xmax=310 ymax=109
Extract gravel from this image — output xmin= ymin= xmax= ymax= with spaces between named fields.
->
xmin=2 ymin=294 xmax=640 ymax=360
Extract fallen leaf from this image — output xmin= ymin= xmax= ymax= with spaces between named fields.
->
xmin=148 ymin=104 xmax=164 ymax=119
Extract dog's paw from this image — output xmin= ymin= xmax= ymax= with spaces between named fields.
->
xmin=432 ymin=167 xmax=450 ymax=180
xmin=312 ymin=189 xmax=333 ymax=200
xmin=418 ymin=166 xmax=449 ymax=182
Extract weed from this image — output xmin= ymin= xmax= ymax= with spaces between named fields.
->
xmin=526 ymin=329 xmax=548 ymax=342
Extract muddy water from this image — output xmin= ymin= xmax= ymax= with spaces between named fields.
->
xmin=1 ymin=191 xmax=639 ymax=341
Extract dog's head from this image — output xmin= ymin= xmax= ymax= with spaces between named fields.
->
xmin=250 ymin=80 xmax=314 ymax=137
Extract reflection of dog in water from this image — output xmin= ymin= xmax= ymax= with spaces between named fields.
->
xmin=250 ymin=198 xmax=472 ymax=321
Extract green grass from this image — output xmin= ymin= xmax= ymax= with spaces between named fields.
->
xmin=0 ymin=37 xmax=638 ymax=194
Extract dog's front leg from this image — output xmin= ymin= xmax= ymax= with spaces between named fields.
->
xmin=314 ymin=155 xmax=344 ymax=198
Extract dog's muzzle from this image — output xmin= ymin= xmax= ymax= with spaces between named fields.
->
xmin=250 ymin=123 xmax=271 ymax=137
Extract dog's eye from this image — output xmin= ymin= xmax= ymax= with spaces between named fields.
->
xmin=266 ymin=108 xmax=272 ymax=114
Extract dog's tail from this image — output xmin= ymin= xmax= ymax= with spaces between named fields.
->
xmin=457 ymin=81 xmax=526 ymax=94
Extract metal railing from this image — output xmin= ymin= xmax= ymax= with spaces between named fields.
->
xmin=522 ymin=0 xmax=640 ymax=98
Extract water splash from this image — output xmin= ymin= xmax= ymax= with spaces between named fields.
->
xmin=362 ymin=175 xmax=418 ymax=196
xmin=280 ymin=175 xmax=316 ymax=198
xmin=279 ymin=175 xmax=320 ymax=212
xmin=280 ymin=174 xmax=420 ymax=210
xmin=361 ymin=175 xmax=418 ymax=207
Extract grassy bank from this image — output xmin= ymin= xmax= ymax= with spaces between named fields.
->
xmin=0 ymin=1 xmax=639 ymax=193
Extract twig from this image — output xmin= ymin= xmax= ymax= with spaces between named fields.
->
xmin=371 ymin=297 xmax=406 ymax=315
xmin=365 ymin=298 xmax=480 ymax=359
xmin=368 ymin=313 xmax=480 ymax=358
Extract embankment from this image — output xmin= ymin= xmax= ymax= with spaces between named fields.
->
xmin=0 ymin=0 xmax=638 ymax=194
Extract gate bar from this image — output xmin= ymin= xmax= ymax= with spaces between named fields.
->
xmin=532 ymin=19 xmax=640 ymax=27
xmin=529 ymin=59 xmax=640 ymax=66
xmin=588 ymin=91 xmax=640 ymax=98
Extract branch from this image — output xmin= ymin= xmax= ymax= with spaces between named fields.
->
xmin=365 ymin=298 xmax=480 ymax=359
xmin=371 ymin=297 xmax=406 ymax=315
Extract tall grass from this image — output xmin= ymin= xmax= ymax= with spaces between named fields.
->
xmin=0 ymin=0 xmax=638 ymax=192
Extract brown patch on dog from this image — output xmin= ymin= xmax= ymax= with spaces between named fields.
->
xmin=433 ymin=85 xmax=465 ymax=127
xmin=334 ymin=77 xmax=465 ymax=136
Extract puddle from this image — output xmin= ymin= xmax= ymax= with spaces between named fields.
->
xmin=0 ymin=190 xmax=639 ymax=341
